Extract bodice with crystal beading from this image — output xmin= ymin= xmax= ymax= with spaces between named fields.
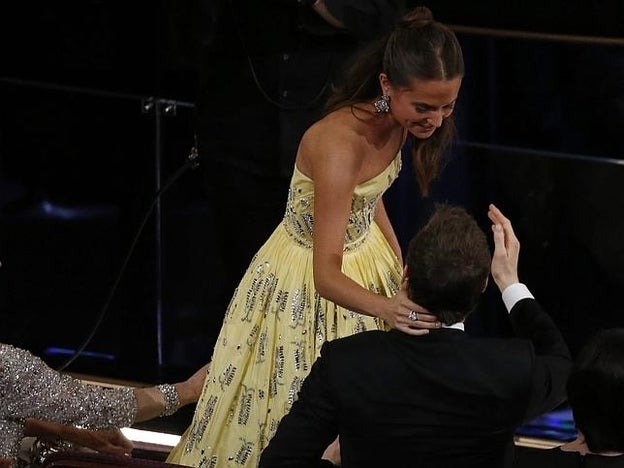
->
xmin=282 ymin=153 xmax=402 ymax=251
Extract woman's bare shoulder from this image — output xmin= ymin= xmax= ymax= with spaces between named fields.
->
xmin=303 ymin=108 xmax=362 ymax=151
xmin=296 ymin=107 xmax=371 ymax=179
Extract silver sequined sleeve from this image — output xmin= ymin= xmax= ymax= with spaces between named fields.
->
xmin=1 ymin=343 xmax=138 ymax=459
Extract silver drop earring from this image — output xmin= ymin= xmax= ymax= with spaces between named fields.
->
xmin=374 ymin=94 xmax=391 ymax=114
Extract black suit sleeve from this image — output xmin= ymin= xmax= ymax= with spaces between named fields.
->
xmin=509 ymin=298 xmax=572 ymax=423
xmin=259 ymin=342 xmax=339 ymax=468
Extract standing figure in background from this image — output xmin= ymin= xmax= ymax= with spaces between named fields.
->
xmin=168 ymin=6 xmax=464 ymax=467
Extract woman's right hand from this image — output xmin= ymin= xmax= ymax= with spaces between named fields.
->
xmin=382 ymin=279 xmax=440 ymax=335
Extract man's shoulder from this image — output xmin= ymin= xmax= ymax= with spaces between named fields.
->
xmin=466 ymin=336 xmax=535 ymax=355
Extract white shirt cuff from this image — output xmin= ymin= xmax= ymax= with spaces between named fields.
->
xmin=501 ymin=283 xmax=534 ymax=313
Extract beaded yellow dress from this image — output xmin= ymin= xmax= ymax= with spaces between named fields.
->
xmin=167 ymin=153 xmax=403 ymax=467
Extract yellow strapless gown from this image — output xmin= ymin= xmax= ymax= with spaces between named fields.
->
xmin=167 ymin=153 xmax=403 ymax=467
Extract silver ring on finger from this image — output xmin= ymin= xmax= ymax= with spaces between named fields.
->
xmin=408 ymin=310 xmax=418 ymax=322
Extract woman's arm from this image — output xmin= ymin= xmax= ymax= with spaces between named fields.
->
xmin=132 ymin=361 xmax=209 ymax=422
xmin=2 ymin=344 xmax=209 ymax=426
xmin=0 ymin=345 xmax=208 ymax=464
xmin=307 ymin=130 xmax=432 ymax=334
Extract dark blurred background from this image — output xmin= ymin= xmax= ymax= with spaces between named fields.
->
xmin=0 ymin=0 xmax=622 ymax=412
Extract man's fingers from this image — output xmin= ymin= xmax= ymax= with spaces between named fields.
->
xmin=489 ymin=204 xmax=519 ymax=253
xmin=488 ymin=203 xmax=506 ymax=221
xmin=489 ymin=205 xmax=513 ymax=231
xmin=492 ymin=223 xmax=505 ymax=254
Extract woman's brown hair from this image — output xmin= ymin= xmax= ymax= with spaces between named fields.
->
xmin=325 ymin=6 xmax=464 ymax=195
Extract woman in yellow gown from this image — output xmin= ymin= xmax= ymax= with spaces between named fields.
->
xmin=168 ymin=6 xmax=464 ymax=467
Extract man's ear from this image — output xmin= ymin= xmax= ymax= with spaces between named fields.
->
xmin=481 ymin=276 xmax=489 ymax=293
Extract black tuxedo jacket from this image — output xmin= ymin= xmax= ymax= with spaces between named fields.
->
xmin=259 ymin=298 xmax=572 ymax=468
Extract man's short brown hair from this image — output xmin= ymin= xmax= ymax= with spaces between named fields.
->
xmin=406 ymin=204 xmax=491 ymax=325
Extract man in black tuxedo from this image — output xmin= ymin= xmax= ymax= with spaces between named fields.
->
xmin=259 ymin=203 xmax=572 ymax=468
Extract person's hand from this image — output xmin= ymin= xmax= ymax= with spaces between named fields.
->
xmin=321 ymin=436 xmax=341 ymax=466
xmin=181 ymin=362 xmax=211 ymax=403
xmin=487 ymin=204 xmax=520 ymax=292
xmin=60 ymin=427 xmax=134 ymax=456
xmin=561 ymin=433 xmax=590 ymax=456
xmin=24 ymin=420 xmax=132 ymax=455
xmin=383 ymin=275 xmax=441 ymax=335
xmin=67 ymin=427 xmax=133 ymax=455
